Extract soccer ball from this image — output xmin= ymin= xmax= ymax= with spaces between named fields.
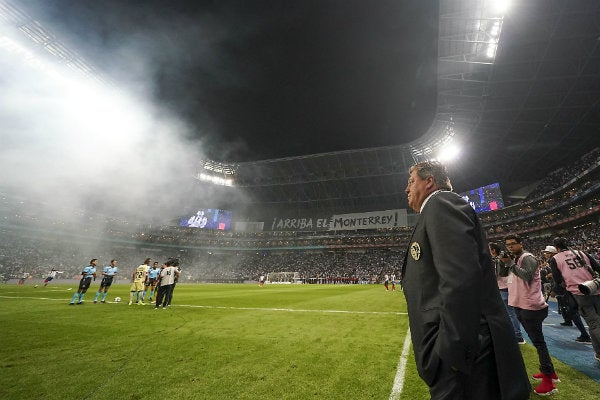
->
xmin=114 ymin=297 xmax=121 ymax=303
xmin=34 ymin=285 xmax=38 ymax=288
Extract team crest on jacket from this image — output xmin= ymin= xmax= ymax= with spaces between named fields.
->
xmin=410 ymin=242 xmax=421 ymax=260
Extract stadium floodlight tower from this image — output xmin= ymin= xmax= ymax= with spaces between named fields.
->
xmin=0 ymin=0 xmax=114 ymax=87
xmin=195 ymin=159 xmax=237 ymax=187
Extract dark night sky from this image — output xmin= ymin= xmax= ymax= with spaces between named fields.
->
xmin=21 ymin=0 xmax=439 ymax=162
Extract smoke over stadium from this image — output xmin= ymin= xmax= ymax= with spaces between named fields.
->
xmin=0 ymin=2 xmax=252 ymax=224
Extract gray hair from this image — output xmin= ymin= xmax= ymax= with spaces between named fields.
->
xmin=409 ymin=161 xmax=453 ymax=191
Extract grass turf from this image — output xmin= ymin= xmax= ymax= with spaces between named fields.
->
xmin=0 ymin=283 xmax=598 ymax=399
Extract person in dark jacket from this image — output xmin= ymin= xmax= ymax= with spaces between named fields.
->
xmin=402 ymin=161 xmax=530 ymax=400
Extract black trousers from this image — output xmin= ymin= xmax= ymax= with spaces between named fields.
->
xmin=155 ymin=284 xmax=174 ymax=308
xmin=167 ymin=282 xmax=177 ymax=305
xmin=514 ymin=306 xmax=554 ymax=374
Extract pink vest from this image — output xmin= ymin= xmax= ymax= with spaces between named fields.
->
xmin=508 ymin=252 xmax=547 ymax=310
xmin=553 ymin=250 xmax=598 ymax=295
xmin=497 ymin=275 xmax=509 ymax=290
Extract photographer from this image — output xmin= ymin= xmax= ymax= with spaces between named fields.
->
xmin=548 ymin=237 xmax=600 ymax=364
xmin=489 ymin=242 xmax=525 ymax=344
xmin=501 ymin=234 xmax=557 ymax=395
xmin=542 ymin=246 xmax=590 ymax=342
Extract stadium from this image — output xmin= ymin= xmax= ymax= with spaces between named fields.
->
xmin=1 ymin=0 xmax=599 ymax=399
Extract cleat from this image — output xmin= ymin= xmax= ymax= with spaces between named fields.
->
xmin=575 ymin=336 xmax=592 ymax=343
xmin=138 ymin=302 xmax=145 ymax=305
xmin=128 ymin=301 xmax=133 ymax=305
xmin=517 ymin=338 xmax=526 ymax=345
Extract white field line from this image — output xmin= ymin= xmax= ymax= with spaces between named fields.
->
xmin=0 ymin=295 xmax=407 ymax=315
xmin=0 ymin=295 xmax=67 ymax=301
xmin=389 ymin=327 xmax=412 ymax=400
xmin=177 ymin=303 xmax=407 ymax=315
xmin=1 ymin=289 xmax=68 ymax=293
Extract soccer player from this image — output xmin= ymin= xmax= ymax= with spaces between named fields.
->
xmin=17 ymin=272 xmax=29 ymax=286
xmin=43 ymin=268 xmax=62 ymax=286
xmin=93 ymin=259 xmax=118 ymax=303
xmin=69 ymin=259 xmax=98 ymax=305
xmin=142 ymin=261 xmax=160 ymax=302
xmin=129 ymin=258 xmax=151 ymax=305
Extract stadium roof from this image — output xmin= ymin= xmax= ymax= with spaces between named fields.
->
xmin=222 ymin=0 xmax=600 ymax=212
xmin=3 ymin=0 xmax=599 ymax=216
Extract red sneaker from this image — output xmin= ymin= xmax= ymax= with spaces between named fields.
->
xmin=534 ymin=374 xmax=558 ymax=396
xmin=532 ymin=371 xmax=560 ymax=382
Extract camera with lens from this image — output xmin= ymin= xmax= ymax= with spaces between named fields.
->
xmin=498 ymin=250 xmax=510 ymax=259
xmin=578 ymin=277 xmax=600 ymax=295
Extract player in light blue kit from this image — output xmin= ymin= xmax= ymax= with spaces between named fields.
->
xmin=69 ymin=259 xmax=98 ymax=305
xmin=93 ymin=259 xmax=118 ymax=303
xmin=143 ymin=261 xmax=161 ymax=302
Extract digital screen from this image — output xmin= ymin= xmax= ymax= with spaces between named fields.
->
xmin=459 ymin=182 xmax=504 ymax=213
xmin=179 ymin=208 xmax=232 ymax=230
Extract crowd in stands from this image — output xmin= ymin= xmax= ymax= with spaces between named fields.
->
xmin=113 ymin=226 xmax=413 ymax=250
xmin=524 ymin=147 xmax=599 ymax=201
xmin=0 ymin=230 xmax=403 ymax=284
xmin=1 ymin=147 xmax=599 ymax=284
xmin=480 ymin=175 xmax=599 ymax=226
xmin=1 ymin=219 xmax=598 ymax=285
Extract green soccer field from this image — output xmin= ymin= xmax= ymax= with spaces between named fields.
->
xmin=0 ymin=283 xmax=598 ymax=399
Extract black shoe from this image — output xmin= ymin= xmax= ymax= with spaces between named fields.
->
xmin=576 ymin=336 xmax=592 ymax=343
xmin=560 ymin=321 xmax=573 ymax=326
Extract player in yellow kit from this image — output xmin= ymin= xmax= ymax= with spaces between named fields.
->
xmin=128 ymin=258 xmax=151 ymax=305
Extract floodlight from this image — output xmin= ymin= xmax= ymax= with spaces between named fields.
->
xmin=437 ymin=144 xmax=460 ymax=162
xmin=196 ymin=172 xmax=234 ymax=186
xmin=489 ymin=21 xmax=501 ymax=37
xmin=491 ymin=0 xmax=511 ymax=14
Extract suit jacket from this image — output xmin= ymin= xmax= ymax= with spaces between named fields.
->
xmin=401 ymin=191 xmax=530 ymax=399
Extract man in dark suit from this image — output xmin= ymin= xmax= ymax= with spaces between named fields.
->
xmin=401 ymin=161 xmax=530 ymax=399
